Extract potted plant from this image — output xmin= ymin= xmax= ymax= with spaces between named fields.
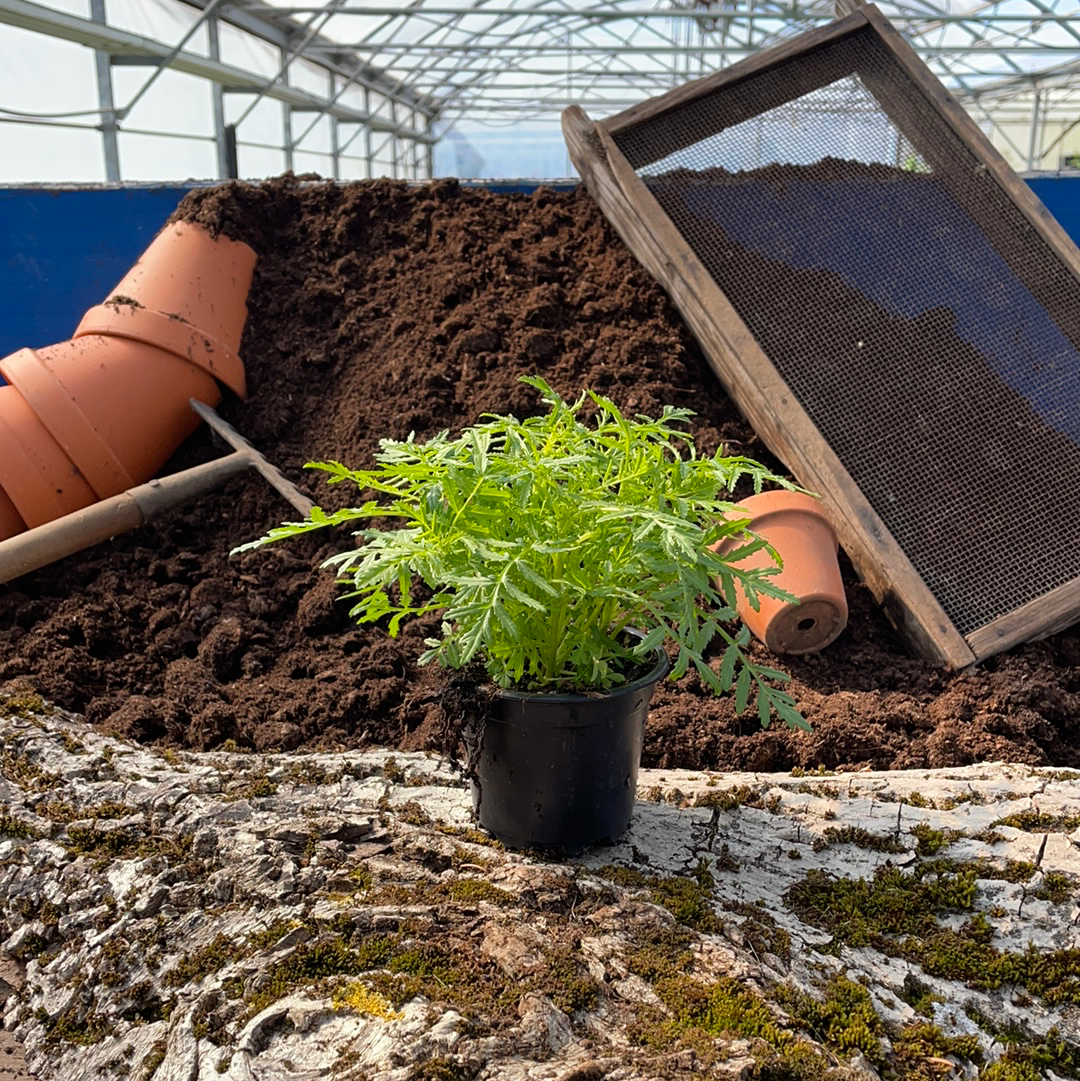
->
xmin=235 ymin=376 xmax=808 ymax=848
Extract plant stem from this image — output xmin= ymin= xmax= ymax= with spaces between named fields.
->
xmin=547 ymin=552 xmax=567 ymax=682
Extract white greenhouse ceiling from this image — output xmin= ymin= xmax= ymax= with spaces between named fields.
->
xmin=258 ymin=0 xmax=1080 ymax=118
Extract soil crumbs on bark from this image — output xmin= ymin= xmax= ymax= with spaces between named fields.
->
xmin=2 ymin=174 xmax=1079 ymax=772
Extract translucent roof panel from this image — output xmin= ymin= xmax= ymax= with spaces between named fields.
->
xmin=0 ymin=0 xmax=1076 ymax=181
xmin=260 ymin=0 xmax=1080 ymax=125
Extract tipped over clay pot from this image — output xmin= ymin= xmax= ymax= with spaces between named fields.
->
xmin=74 ymin=220 xmax=255 ymax=398
xmin=714 ymin=490 xmax=848 ymax=654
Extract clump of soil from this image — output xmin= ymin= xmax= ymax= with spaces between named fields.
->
xmin=1 ymin=174 xmax=1078 ymax=772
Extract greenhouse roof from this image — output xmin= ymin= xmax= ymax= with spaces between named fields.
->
xmin=1 ymin=0 xmax=1077 ymax=179
xmin=247 ymin=0 xmax=1080 ymax=120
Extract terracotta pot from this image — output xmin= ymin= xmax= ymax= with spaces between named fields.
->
xmin=713 ymin=490 xmax=847 ymax=654
xmin=0 ymin=221 xmax=256 ymax=542
xmin=0 ymin=338 xmax=222 ymax=502
xmin=0 ymin=486 xmax=26 ymax=541
xmin=74 ymin=221 xmax=256 ymax=398
xmin=0 ymin=383 xmax=97 ymax=530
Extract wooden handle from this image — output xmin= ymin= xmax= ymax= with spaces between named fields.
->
xmin=0 ymin=452 xmax=250 ymax=586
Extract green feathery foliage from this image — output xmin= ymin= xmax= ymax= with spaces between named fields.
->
xmin=235 ymin=376 xmax=807 ymax=728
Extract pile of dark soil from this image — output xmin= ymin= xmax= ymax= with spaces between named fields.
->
xmin=2 ymin=174 xmax=1078 ymax=772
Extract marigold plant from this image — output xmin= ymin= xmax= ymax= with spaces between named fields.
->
xmin=235 ymin=376 xmax=808 ymax=729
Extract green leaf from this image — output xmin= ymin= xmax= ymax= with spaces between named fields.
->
xmin=734 ymin=667 xmax=751 ymax=715
xmin=717 ymin=643 xmax=738 ymax=691
xmin=500 ymin=576 xmax=546 ymax=611
xmin=636 ymin=625 xmax=668 ymax=654
xmin=757 ymin=690 xmax=772 ymax=729
xmin=753 ymin=665 xmax=792 ymax=684
xmin=774 ymin=698 xmax=812 ymax=732
xmin=695 ymin=657 xmax=723 ymax=695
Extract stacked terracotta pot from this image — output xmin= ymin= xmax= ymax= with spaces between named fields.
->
xmin=0 ymin=222 xmax=256 ymax=541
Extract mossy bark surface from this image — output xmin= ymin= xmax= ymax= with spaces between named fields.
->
xmin=2 ymin=697 xmax=1079 ymax=1080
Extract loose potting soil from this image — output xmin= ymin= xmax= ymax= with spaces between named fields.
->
xmin=2 ymin=173 xmax=1079 ymax=772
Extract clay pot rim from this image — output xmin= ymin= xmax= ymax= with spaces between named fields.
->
xmin=75 ymin=303 xmax=247 ymax=399
xmin=721 ymin=490 xmax=838 ymax=543
xmin=713 ymin=488 xmax=848 ymax=655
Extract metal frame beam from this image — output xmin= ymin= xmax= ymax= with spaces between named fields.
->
xmin=88 ymin=0 xmax=120 ymax=181
xmin=307 ymin=41 xmax=1080 ymax=53
xmin=178 ymin=0 xmax=433 ymax=114
xmin=0 ymin=0 xmax=437 ymax=142
xmin=271 ymin=4 xmax=1080 ymax=22
xmin=206 ymin=14 xmax=230 ymax=177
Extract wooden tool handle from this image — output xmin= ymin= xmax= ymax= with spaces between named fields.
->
xmin=0 ymin=452 xmax=250 ymax=586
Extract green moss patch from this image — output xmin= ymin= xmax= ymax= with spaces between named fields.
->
xmin=694 ymin=784 xmax=779 ymax=812
xmin=38 ymin=799 xmax=135 ymax=823
xmin=627 ymin=974 xmax=819 ymax=1073
xmin=898 ymin=973 xmax=941 ymax=1018
xmin=0 ymin=686 xmax=53 ymax=720
xmin=398 ymin=801 xmax=433 ymax=827
xmin=1032 ymin=871 xmax=1075 ymax=904
xmin=446 ymin=879 xmax=513 ymax=905
xmin=247 ymin=936 xmax=371 ymax=1015
xmin=778 ymin=977 xmax=884 ymax=1066
xmin=991 ymin=810 xmax=1080 ymax=833
xmin=598 ymin=863 xmax=722 ymax=933
xmin=788 ymin=861 xmax=1080 ymax=1008
xmin=892 ymin=1022 xmax=983 ymax=1078
xmin=64 ymin=823 xmax=193 ymax=866
xmin=245 ymin=919 xmax=304 ymax=952
xmin=225 ymin=775 xmax=278 ymax=801
xmin=140 ymin=1038 xmax=167 ymax=1079
xmin=626 ymin=926 xmax=695 ymax=984
xmin=0 ymin=807 xmax=42 ymax=839
xmin=966 ymin=1010 xmax=1080 ymax=1080
xmin=164 ymin=934 xmax=236 ymax=988
xmin=628 ymin=973 xmax=946 ymax=1079
xmin=787 ymin=861 xmax=978 ymax=945
xmin=628 ymin=964 xmax=989 ymax=1081
xmin=910 ymin=822 xmax=961 ymax=856
xmin=0 ymin=750 xmax=60 ymax=793
xmin=811 ymin=826 xmax=906 ymax=854
xmin=37 ymin=1005 xmax=111 ymax=1048
xmin=435 ymin=825 xmax=504 ymax=849
xmin=723 ymin=901 xmax=792 ymax=962
xmin=282 ymin=761 xmax=343 ymax=786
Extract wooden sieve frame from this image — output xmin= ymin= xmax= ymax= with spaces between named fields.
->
xmin=562 ymin=3 xmax=1080 ymax=669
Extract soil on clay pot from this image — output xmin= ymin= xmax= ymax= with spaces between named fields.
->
xmin=1 ymin=173 xmax=1078 ymax=773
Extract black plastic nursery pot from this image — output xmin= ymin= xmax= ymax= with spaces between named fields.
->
xmin=470 ymin=646 xmax=672 ymax=849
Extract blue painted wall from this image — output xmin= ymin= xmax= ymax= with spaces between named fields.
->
xmin=1027 ymin=176 xmax=1080 ymax=247
xmin=0 ymin=177 xmax=1076 ymax=360
xmin=0 ymin=186 xmax=195 ymax=357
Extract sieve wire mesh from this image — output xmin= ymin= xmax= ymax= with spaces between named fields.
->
xmin=613 ymin=29 xmax=1080 ymax=637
